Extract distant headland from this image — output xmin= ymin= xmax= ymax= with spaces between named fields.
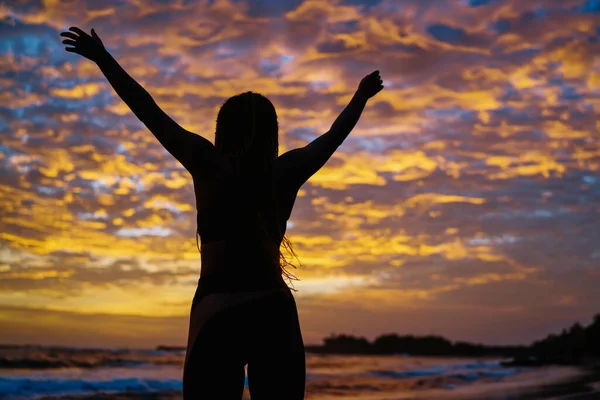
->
xmin=303 ymin=313 xmax=600 ymax=367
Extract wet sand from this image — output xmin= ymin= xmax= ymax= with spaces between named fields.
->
xmin=425 ymin=366 xmax=600 ymax=400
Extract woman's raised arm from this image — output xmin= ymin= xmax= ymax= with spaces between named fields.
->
xmin=277 ymin=70 xmax=384 ymax=189
xmin=60 ymin=27 xmax=214 ymax=173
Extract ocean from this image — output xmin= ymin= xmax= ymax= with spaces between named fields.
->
xmin=1 ymin=345 xmax=599 ymax=399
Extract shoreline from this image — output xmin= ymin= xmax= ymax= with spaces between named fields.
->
xmin=418 ymin=365 xmax=600 ymax=400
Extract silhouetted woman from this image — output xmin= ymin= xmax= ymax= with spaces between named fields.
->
xmin=61 ymin=27 xmax=384 ymax=399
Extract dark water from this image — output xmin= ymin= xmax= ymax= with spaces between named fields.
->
xmin=0 ymin=346 xmax=598 ymax=399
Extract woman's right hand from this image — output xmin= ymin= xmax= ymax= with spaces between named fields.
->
xmin=60 ymin=27 xmax=107 ymax=63
xmin=357 ymin=70 xmax=384 ymax=99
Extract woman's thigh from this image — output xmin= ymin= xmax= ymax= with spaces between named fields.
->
xmin=183 ymin=303 xmax=248 ymax=399
xmin=246 ymin=292 xmax=306 ymax=399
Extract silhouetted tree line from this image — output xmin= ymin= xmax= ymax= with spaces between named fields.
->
xmin=304 ymin=314 xmax=600 ymax=365
xmin=304 ymin=334 xmax=528 ymax=357
xmin=523 ymin=314 xmax=600 ymax=365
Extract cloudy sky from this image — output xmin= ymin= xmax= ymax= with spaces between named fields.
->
xmin=1 ymin=0 xmax=599 ymax=349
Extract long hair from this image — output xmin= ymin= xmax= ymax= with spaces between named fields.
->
xmin=198 ymin=91 xmax=300 ymax=291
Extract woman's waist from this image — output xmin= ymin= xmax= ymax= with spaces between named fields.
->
xmin=193 ymin=274 xmax=290 ymax=308
xmin=198 ymin=269 xmax=286 ymax=291
xmin=198 ymin=240 xmax=286 ymax=290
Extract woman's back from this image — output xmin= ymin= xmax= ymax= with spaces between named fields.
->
xmin=191 ymin=150 xmax=309 ymax=296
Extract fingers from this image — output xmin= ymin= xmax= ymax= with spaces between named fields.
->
xmin=69 ymin=26 xmax=87 ymax=36
xmin=60 ymin=32 xmax=78 ymax=40
xmin=60 ymin=27 xmax=105 ymax=59
xmin=357 ymin=69 xmax=384 ymax=98
xmin=91 ymin=28 xmax=104 ymax=47
xmin=367 ymin=70 xmax=382 ymax=82
xmin=374 ymin=70 xmax=383 ymax=89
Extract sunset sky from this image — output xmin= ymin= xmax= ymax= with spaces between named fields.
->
xmin=1 ymin=0 xmax=599 ymax=349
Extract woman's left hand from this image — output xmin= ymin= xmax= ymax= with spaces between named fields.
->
xmin=60 ymin=27 xmax=107 ymax=63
